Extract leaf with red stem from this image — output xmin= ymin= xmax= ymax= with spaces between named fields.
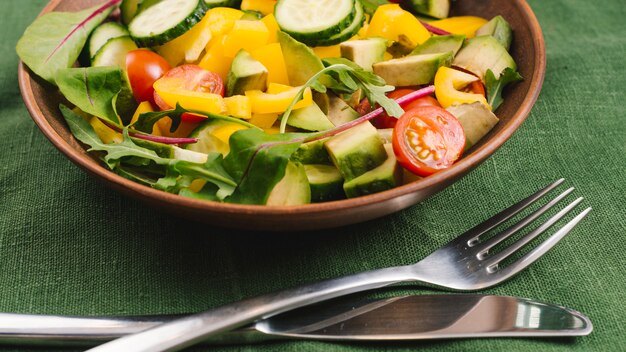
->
xmin=16 ymin=0 xmax=122 ymax=84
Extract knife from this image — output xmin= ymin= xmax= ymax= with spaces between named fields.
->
xmin=0 ymin=295 xmax=592 ymax=346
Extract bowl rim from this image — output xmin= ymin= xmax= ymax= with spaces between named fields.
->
xmin=18 ymin=0 xmax=546 ymax=217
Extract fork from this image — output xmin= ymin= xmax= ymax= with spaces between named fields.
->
xmin=89 ymin=179 xmax=591 ymax=352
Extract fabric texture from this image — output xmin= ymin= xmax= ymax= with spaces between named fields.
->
xmin=1 ymin=0 xmax=625 ymax=351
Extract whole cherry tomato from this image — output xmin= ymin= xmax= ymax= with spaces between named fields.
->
xmin=392 ymin=105 xmax=465 ymax=176
xmin=126 ymin=50 xmax=171 ymax=104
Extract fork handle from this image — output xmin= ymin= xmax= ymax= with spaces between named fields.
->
xmin=87 ymin=266 xmax=417 ymax=352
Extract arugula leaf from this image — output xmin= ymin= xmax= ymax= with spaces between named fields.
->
xmin=278 ymin=61 xmax=401 ymax=133
xmin=56 ymin=67 xmax=123 ymax=126
xmin=224 ymin=129 xmax=305 ymax=205
xmin=60 ymin=104 xmax=237 ymax=198
xmin=485 ymin=68 xmax=524 ymax=111
xmin=16 ymin=0 xmax=120 ymax=84
xmin=133 ymin=104 xmax=260 ymax=134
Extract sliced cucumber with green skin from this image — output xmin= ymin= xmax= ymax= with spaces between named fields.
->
xmin=311 ymin=0 xmax=365 ymax=47
xmin=92 ymin=36 xmax=138 ymax=68
xmin=137 ymin=0 xmax=163 ymax=13
xmin=204 ymin=0 xmax=242 ymax=8
xmin=291 ymin=139 xmax=332 ymax=165
xmin=89 ymin=22 xmax=130 ymax=60
xmin=304 ymin=164 xmax=345 ymax=202
xmin=275 ymin=0 xmax=356 ymax=44
xmin=128 ymin=0 xmax=208 ymax=47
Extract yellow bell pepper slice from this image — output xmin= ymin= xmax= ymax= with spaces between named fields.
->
xmin=246 ymin=86 xmax=313 ymax=114
xmin=224 ymin=95 xmax=252 ymax=120
xmin=249 ymin=113 xmax=279 ymax=129
xmin=205 ymin=7 xmax=244 ymax=37
xmin=198 ymin=38 xmax=233 ymax=82
xmin=157 ymin=12 xmax=213 ymax=66
xmin=428 ymin=16 xmax=488 ymax=38
xmin=241 ymin=0 xmax=276 ymax=16
xmin=313 ymin=45 xmax=341 ymax=59
xmin=222 ymin=20 xmax=270 ymax=58
xmin=154 ymin=77 xmax=227 ymax=114
xmin=130 ymin=101 xmax=163 ymax=136
xmin=266 ymin=83 xmax=293 ymax=94
xmin=156 ymin=118 xmax=200 ymax=138
xmin=250 ymin=43 xmax=290 ymax=85
xmin=212 ymin=123 xmax=248 ymax=144
xmin=367 ymin=4 xmax=430 ymax=49
xmin=261 ymin=14 xmax=280 ymax=43
xmin=434 ymin=66 xmax=489 ymax=109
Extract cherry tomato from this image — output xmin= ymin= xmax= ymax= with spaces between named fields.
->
xmin=159 ymin=64 xmax=225 ymax=97
xmin=358 ymin=89 xmax=442 ymax=129
xmin=152 ymin=65 xmax=225 ymax=123
xmin=467 ymin=80 xmax=486 ymax=97
xmin=126 ymin=50 xmax=171 ymax=104
xmin=392 ymin=105 xmax=465 ymax=176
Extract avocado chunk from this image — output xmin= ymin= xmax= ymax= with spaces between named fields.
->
xmin=340 ymin=38 xmax=388 ymax=72
xmin=266 ymin=162 xmax=311 ymax=205
xmin=446 ymin=102 xmax=499 ymax=150
xmin=343 ymin=144 xmax=403 ymax=198
xmin=453 ymin=35 xmax=516 ymax=81
xmin=475 ymin=15 xmax=513 ymax=51
xmin=400 ymin=0 xmax=450 ymax=19
xmin=227 ymin=50 xmax=268 ymax=96
xmin=373 ymin=51 xmax=453 ymax=87
xmin=278 ymin=31 xmax=325 ymax=86
xmin=327 ymin=93 xmax=360 ymax=126
xmin=287 ymin=103 xmax=335 ymax=132
xmin=411 ymin=34 xmax=466 ymax=56
xmin=325 ymin=121 xmax=388 ymax=181
xmin=291 ymin=139 xmax=332 ymax=165
xmin=304 ymin=164 xmax=345 ymax=202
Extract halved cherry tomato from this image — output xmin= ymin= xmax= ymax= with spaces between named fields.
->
xmin=392 ymin=105 xmax=465 ymax=176
xmin=152 ymin=65 xmax=225 ymax=122
xmin=126 ymin=50 xmax=171 ymax=104
xmin=467 ymin=80 xmax=486 ymax=97
xmin=357 ymin=89 xmax=442 ymax=129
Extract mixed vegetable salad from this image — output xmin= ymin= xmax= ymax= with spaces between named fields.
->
xmin=17 ymin=0 xmax=522 ymax=205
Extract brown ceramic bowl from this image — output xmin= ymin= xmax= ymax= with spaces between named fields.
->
xmin=19 ymin=0 xmax=546 ymax=232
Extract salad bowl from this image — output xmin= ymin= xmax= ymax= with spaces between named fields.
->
xmin=18 ymin=0 xmax=546 ymax=231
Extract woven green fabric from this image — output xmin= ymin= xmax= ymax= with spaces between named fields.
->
xmin=1 ymin=0 xmax=625 ymax=351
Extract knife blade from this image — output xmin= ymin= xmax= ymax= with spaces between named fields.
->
xmin=0 ymin=295 xmax=592 ymax=346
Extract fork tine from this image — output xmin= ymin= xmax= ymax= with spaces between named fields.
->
xmin=457 ymin=179 xmax=565 ymax=244
xmin=473 ymin=187 xmax=575 ymax=253
xmin=484 ymin=197 xmax=584 ymax=267
xmin=492 ymin=207 xmax=591 ymax=280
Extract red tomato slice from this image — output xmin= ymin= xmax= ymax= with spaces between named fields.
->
xmin=357 ymin=89 xmax=442 ymax=129
xmin=152 ymin=65 xmax=225 ymax=123
xmin=126 ymin=50 xmax=171 ymax=104
xmin=392 ymin=106 xmax=465 ymax=176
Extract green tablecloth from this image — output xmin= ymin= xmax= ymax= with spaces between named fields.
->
xmin=1 ymin=0 xmax=625 ymax=351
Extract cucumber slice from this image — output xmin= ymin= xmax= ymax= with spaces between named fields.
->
xmin=128 ymin=0 xmax=208 ymax=47
xmin=312 ymin=0 xmax=365 ymax=47
xmin=204 ymin=0 xmax=242 ymax=8
xmin=137 ymin=0 xmax=163 ymax=13
xmin=400 ymin=0 xmax=450 ymax=19
xmin=185 ymin=119 xmax=239 ymax=155
xmin=89 ymin=22 xmax=130 ymax=60
xmin=91 ymin=36 xmax=139 ymax=68
xmin=275 ymin=0 xmax=356 ymax=43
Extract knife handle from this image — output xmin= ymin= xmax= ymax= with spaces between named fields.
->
xmin=87 ymin=265 xmax=418 ymax=352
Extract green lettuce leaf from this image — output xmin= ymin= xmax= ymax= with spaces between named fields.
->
xmin=224 ymin=129 xmax=305 ymax=205
xmin=56 ymin=67 xmax=123 ymax=126
xmin=16 ymin=1 xmax=120 ymax=84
